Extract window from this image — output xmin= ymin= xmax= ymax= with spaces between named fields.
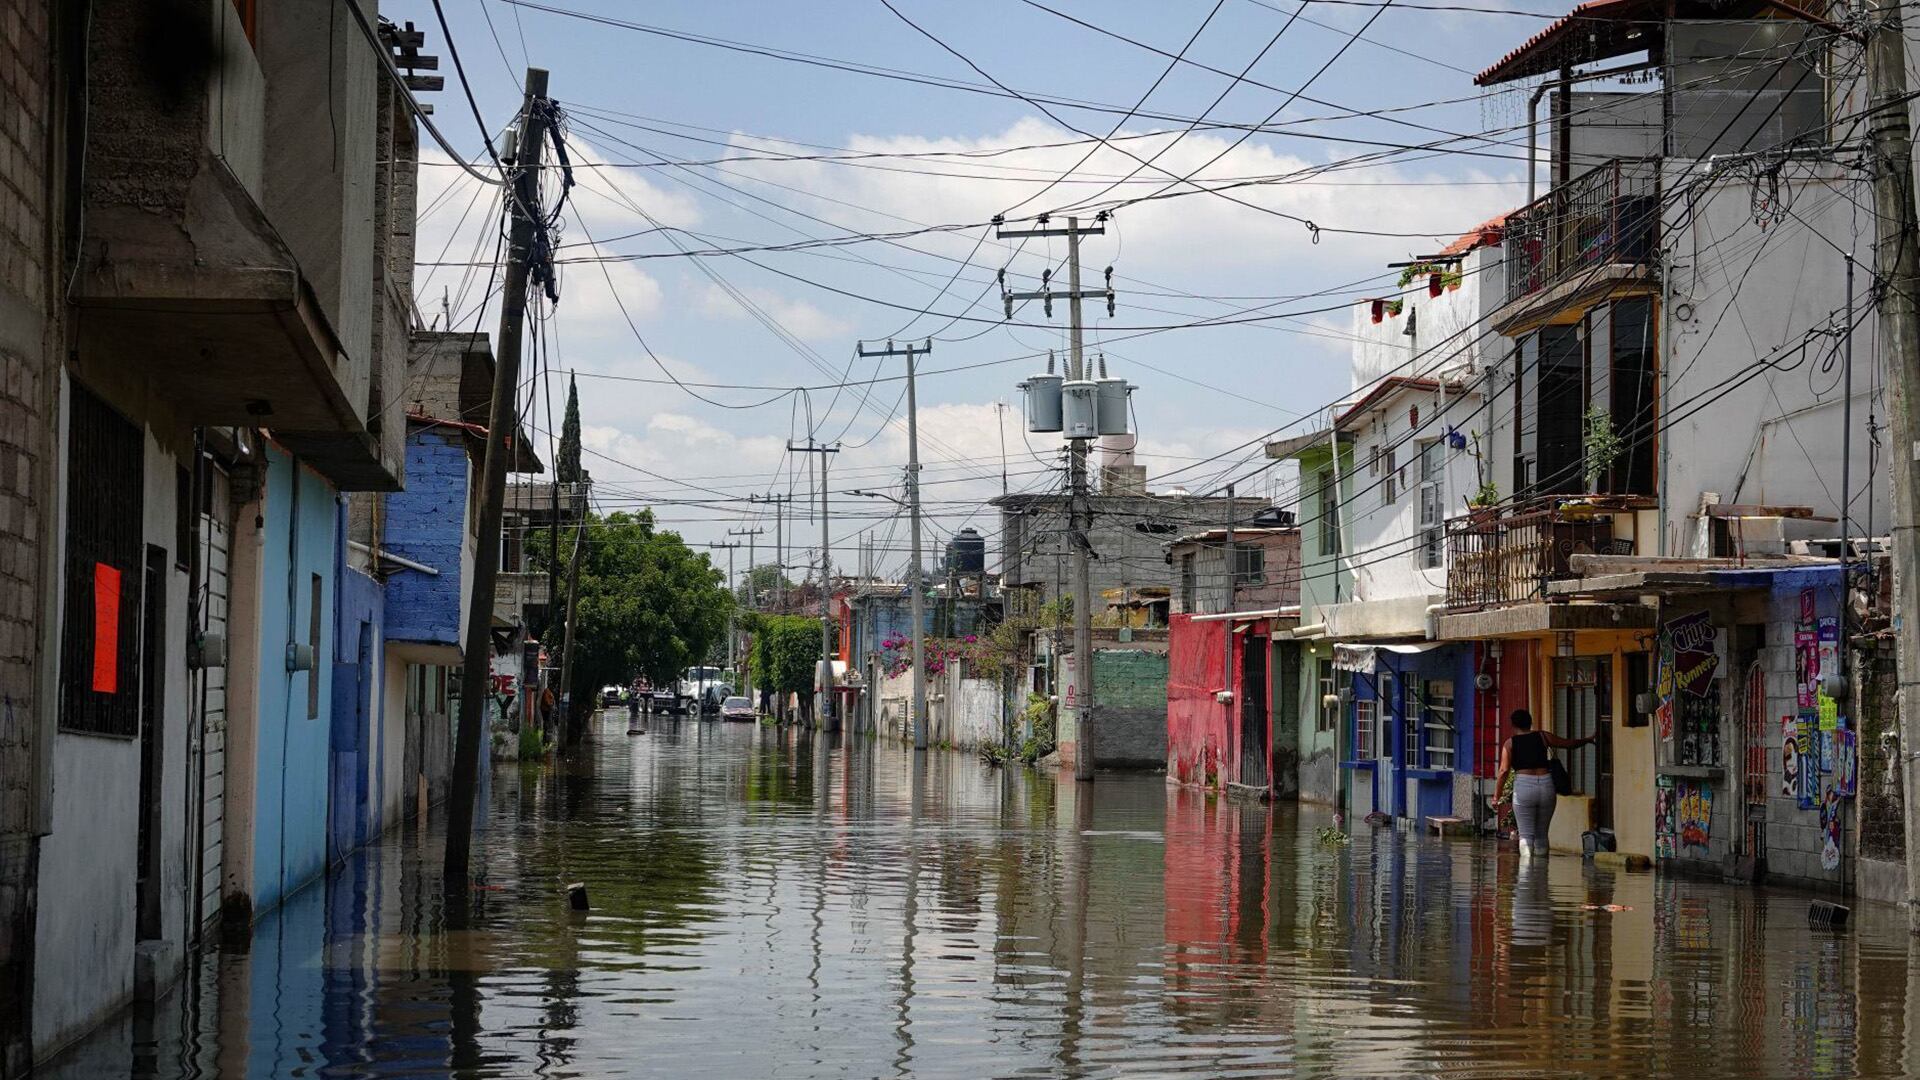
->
xmin=499 ymin=521 xmax=524 ymax=573
xmin=1610 ymin=297 xmax=1657 ymax=496
xmin=1316 ymin=658 xmax=1337 ymax=733
xmin=1423 ymin=679 xmax=1456 ymax=769
xmin=60 ymin=382 xmax=145 ymax=737
xmin=1419 ymin=440 xmax=1445 ymax=569
xmin=1233 ymin=545 xmax=1265 ymax=587
xmin=1354 ymin=698 xmax=1377 ymax=761
xmin=1179 ymin=552 xmax=1197 ymax=611
xmin=1404 ymin=678 xmax=1422 ymax=767
xmin=1317 ymin=468 xmax=1341 ymax=556
xmin=1382 ymin=445 xmax=1398 ymax=504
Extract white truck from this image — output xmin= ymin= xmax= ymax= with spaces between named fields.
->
xmin=674 ymin=666 xmax=729 ymax=715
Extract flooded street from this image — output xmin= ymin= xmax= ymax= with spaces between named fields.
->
xmin=54 ymin=712 xmax=1920 ymax=1079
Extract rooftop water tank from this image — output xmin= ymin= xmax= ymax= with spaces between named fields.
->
xmin=947 ymin=527 xmax=986 ymax=574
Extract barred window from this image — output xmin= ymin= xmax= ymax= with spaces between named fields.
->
xmin=1354 ymin=699 xmax=1377 ymax=760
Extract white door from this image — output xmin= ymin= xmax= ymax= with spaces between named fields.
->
xmin=196 ymin=465 xmax=231 ymax=931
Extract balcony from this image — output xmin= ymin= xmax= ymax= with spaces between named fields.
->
xmin=71 ymin=0 xmax=400 ymax=489
xmin=1445 ymin=498 xmax=1640 ymax=609
xmin=505 ymin=481 xmax=591 ymax=519
xmin=1498 ymin=159 xmax=1659 ymax=325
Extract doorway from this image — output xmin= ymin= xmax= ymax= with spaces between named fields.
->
xmin=1553 ymin=656 xmax=1613 ymax=831
xmin=1238 ymin=635 xmax=1270 ymax=791
xmin=137 ymin=544 xmax=167 ymax=943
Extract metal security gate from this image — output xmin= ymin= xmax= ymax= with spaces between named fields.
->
xmin=59 ymin=381 xmax=144 ymax=737
xmin=195 ymin=465 xmax=231 ymax=931
xmin=1238 ymin=636 xmax=1270 ymax=790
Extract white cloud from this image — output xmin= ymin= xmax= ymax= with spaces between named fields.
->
xmin=695 ymin=283 xmax=853 ymax=342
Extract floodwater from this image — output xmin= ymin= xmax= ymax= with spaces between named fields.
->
xmin=46 ymin=710 xmax=1920 ymax=1078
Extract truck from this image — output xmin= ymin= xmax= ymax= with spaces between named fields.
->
xmin=672 ymin=666 xmax=729 ymax=715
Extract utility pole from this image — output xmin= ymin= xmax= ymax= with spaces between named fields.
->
xmin=858 ymin=339 xmax=934 ymax=750
xmin=1223 ymin=481 xmax=1237 ymax=752
xmin=1864 ymin=0 xmax=1920 ymax=932
xmin=448 ymin=67 xmax=549 ymax=884
xmin=729 ymin=527 xmax=764 ymax=610
xmin=751 ymin=493 xmax=793 ymax=613
xmin=708 ymin=541 xmax=742 ymax=673
xmin=558 ymin=508 xmax=587 ymax=745
xmin=789 ymin=439 xmax=841 ymax=730
xmin=998 ymin=213 xmax=1112 ymax=782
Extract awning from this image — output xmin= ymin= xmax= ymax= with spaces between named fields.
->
xmin=1333 ymin=641 xmax=1447 ymax=672
xmin=1189 ymin=605 xmax=1301 ymax=623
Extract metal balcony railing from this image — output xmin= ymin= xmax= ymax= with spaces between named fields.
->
xmin=1504 ymin=159 xmax=1660 ymax=307
xmin=1444 ymin=498 xmax=1625 ymax=609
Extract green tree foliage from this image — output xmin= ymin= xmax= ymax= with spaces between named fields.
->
xmin=556 ymin=373 xmax=585 ymax=485
xmin=739 ymin=562 xmax=795 ymax=608
xmin=740 ymin=612 xmax=830 ymax=720
xmin=535 ymin=510 xmax=732 ymax=704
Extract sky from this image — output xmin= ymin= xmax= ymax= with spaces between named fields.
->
xmin=390 ymin=0 xmax=1565 ymax=586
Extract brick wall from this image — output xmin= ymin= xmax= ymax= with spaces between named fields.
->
xmin=0 ymin=0 xmax=56 ymax=1073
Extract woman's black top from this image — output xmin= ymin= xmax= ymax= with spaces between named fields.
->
xmin=1510 ymin=731 xmax=1550 ymax=769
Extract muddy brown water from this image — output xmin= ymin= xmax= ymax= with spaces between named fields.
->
xmin=45 ymin=712 xmax=1920 ymax=1078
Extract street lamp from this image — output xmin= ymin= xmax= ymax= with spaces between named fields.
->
xmin=851 ymin=488 xmax=927 ymax=748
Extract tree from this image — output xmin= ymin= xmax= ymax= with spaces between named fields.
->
xmin=741 ymin=612 xmax=827 ymax=722
xmin=738 ymin=562 xmax=795 ymax=609
xmin=532 ymin=510 xmax=732 ymax=708
xmin=556 ymin=372 xmax=585 ymax=486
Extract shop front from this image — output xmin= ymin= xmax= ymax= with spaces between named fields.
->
xmin=1335 ymin=642 xmax=1478 ymax=828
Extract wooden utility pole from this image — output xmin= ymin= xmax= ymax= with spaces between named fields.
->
xmin=1864 ymin=0 xmax=1920 ymax=931
xmin=857 ymin=340 xmax=933 ymax=749
xmin=557 ymin=510 xmax=587 ymax=745
xmin=997 ymin=214 xmax=1111 ymax=782
xmin=447 ymin=68 xmax=549 ymax=883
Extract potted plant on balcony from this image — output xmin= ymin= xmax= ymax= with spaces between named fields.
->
xmin=1582 ymin=406 xmax=1624 ymax=492
xmin=1462 ymin=431 xmax=1499 ymax=523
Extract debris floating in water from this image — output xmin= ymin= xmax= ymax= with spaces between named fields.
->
xmin=567 ymin=882 xmax=590 ymax=911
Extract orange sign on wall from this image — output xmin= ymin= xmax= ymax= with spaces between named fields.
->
xmin=92 ymin=562 xmax=121 ymax=694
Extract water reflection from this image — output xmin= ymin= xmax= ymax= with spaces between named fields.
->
xmin=44 ymin=711 xmax=1920 ymax=1078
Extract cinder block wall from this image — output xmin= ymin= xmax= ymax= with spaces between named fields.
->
xmin=1094 ymin=649 xmax=1168 ymax=769
xmin=383 ymin=432 xmax=468 ymax=646
xmin=0 ymin=1 xmax=57 ymax=1072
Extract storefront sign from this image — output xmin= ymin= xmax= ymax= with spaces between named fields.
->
xmin=1663 ymin=610 xmax=1718 ymax=698
xmin=1677 ymin=782 xmax=1713 ymax=852
xmin=1835 ymin=728 xmax=1858 ymax=798
xmin=1781 ymin=716 xmax=1800 ymax=798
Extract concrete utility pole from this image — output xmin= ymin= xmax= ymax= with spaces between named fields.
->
xmin=997 ymin=214 xmax=1110 ymax=782
xmin=789 ymin=439 xmax=841 ymax=730
xmin=729 ymin=527 xmax=764 ymax=610
xmin=751 ymin=493 xmax=793 ymax=612
xmin=858 ymin=340 xmax=934 ymax=750
xmin=1223 ymin=481 xmax=1237 ymax=749
xmin=1864 ymin=0 xmax=1920 ymax=932
xmin=448 ymin=68 xmax=549 ymax=883
xmin=708 ymin=541 xmax=742 ymax=673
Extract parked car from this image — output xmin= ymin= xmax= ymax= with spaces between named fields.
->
xmin=601 ymin=685 xmax=623 ymax=707
xmin=720 ymin=695 xmax=756 ymax=722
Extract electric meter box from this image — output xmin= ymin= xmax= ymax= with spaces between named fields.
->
xmin=1061 ymin=379 xmax=1098 ymax=439
xmin=1095 ymin=377 xmax=1131 ymax=436
xmin=1022 ymin=373 xmax=1063 ymax=433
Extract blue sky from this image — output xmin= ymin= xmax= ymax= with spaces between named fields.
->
xmin=394 ymin=0 xmax=1564 ymax=579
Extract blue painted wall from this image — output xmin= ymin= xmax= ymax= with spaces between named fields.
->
xmin=383 ymin=429 xmax=469 ymax=648
xmin=254 ymin=446 xmax=338 ymax=915
xmin=332 ymin=556 xmax=383 ymax=859
xmin=1344 ymin=645 xmax=1477 ymax=822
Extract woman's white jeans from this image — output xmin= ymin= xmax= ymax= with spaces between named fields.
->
xmin=1513 ymin=773 xmax=1557 ymax=852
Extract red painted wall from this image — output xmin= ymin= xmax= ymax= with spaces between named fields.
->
xmin=1168 ymin=614 xmax=1229 ymax=789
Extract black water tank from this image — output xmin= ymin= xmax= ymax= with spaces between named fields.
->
xmin=947 ymin=527 xmax=986 ymax=574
